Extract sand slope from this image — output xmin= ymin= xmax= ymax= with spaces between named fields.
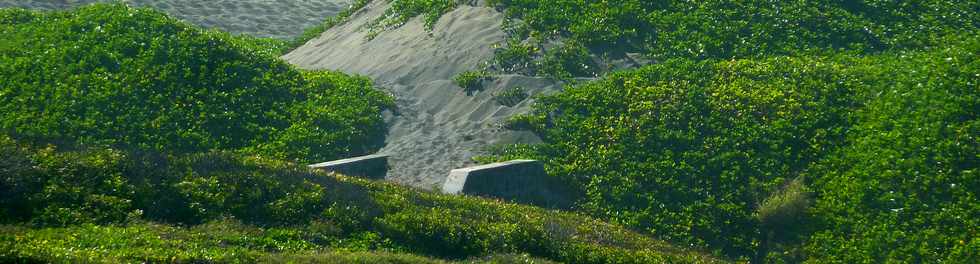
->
xmin=286 ymin=0 xmax=500 ymax=85
xmin=286 ymin=1 xmax=558 ymax=188
xmin=0 ymin=0 xmax=351 ymax=39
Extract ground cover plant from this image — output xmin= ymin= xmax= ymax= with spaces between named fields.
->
xmin=4 ymin=1 xmax=977 ymax=263
xmin=331 ymin=0 xmax=979 ymax=80
xmin=0 ymin=4 xmax=393 ymax=164
xmin=453 ymin=69 xmax=492 ymax=92
xmin=483 ymin=0 xmax=980 ymax=78
xmin=0 ymin=135 xmax=725 ymax=263
xmin=0 ymin=4 xmax=728 ymax=263
xmin=493 ymin=87 xmax=529 ymax=107
xmin=485 ymin=37 xmax=979 ymax=262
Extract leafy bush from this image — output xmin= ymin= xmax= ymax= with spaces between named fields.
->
xmin=0 ymin=221 xmax=428 ymax=263
xmin=487 ymin=36 xmax=979 ymax=260
xmin=491 ymin=57 xmax=854 ymax=256
xmin=453 ymin=70 xmax=492 ymax=91
xmin=0 ymin=221 xmax=567 ymax=263
xmin=755 ymin=178 xmax=809 ymax=231
xmin=0 ymin=136 xmax=725 ymax=263
xmin=0 ymin=4 xmax=392 ymax=163
xmin=493 ymin=87 xmax=529 ymax=107
xmin=754 ymin=177 xmax=810 ymax=263
xmin=537 ymin=40 xmax=597 ymax=80
xmin=802 ymin=37 xmax=979 ymax=263
xmin=484 ymin=0 xmax=979 ymax=78
xmin=493 ymin=39 xmax=538 ymax=74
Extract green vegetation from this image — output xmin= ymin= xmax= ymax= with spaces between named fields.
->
xmin=493 ymin=39 xmax=537 ymax=74
xmin=492 ymin=38 xmax=599 ymax=81
xmin=755 ymin=178 xmax=809 ymax=236
xmin=754 ymin=178 xmax=809 ymax=262
xmin=4 ymin=1 xmax=977 ymax=263
xmin=0 ymin=136 xmax=724 ymax=263
xmin=0 ymin=222 xmax=565 ymax=263
xmin=473 ymin=1 xmax=979 ymax=262
xmin=801 ymin=43 xmax=979 ymax=263
xmin=453 ymin=69 xmax=492 ymax=92
xmin=536 ymin=40 xmax=597 ymax=80
xmin=0 ymin=6 xmax=722 ymax=263
xmin=482 ymin=0 xmax=980 ymax=78
xmin=0 ymin=4 xmax=392 ymax=163
xmin=486 ymin=37 xmax=979 ymax=261
xmin=493 ymin=87 xmax=529 ymax=107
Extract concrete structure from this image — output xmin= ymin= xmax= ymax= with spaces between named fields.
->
xmin=309 ymin=154 xmax=389 ymax=180
xmin=442 ymin=160 xmax=572 ymax=209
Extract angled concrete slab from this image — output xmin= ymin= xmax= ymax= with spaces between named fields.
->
xmin=309 ymin=154 xmax=389 ymax=180
xmin=442 ymin=160 xmax=572 ymax=209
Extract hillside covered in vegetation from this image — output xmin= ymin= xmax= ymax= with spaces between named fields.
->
xmin=0 ymin=135 xmax=721 ymax=263
xmin=333 ymin=2 xmax=977 ymax=261
xmin=1 ymin=0 xmax=977 ymax=263
xmin=488 ymin=40 xmax=978 ymax=262
xmin=0 ymin=3 xmax=722 ymax=263
xmin=467 ymin=0 xmax=978 ymax=262
xmin=0 ymin=4 xmax=392 ymax=164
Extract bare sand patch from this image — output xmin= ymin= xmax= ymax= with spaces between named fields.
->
xmin=0 ymin=0 xmax=351 ymax=39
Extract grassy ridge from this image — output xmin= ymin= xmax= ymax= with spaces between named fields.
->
xmin=334 ymin=1 xmax=978 ymax=78
xmin=486 ymin=36 xmax=979 ymax=262
xmin=0 ymin=222 xmax=560 ymax=263
xmin=339 ymin=1 xmax=979 ymax=81
xmin=485 ymin=0 xmax=979 ymax=78
xmin=0 ymin=135 xmax=724 ymax=263
xmin=0 ymin=4 xmax=392 ymax=163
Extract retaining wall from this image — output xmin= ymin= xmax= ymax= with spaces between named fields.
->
xmin=309 ymin=154 xmax=389 ymax=180
xmin=442 ymin=160 xmax=572 ymax=209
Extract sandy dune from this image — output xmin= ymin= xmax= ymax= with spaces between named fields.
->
xmin=286 ymin=1 xmax=558 ymax=188
xmin=2 ymin=0 xmax=558 ymax=188
xmin=0 ymin=0 xmax=351 ymax=39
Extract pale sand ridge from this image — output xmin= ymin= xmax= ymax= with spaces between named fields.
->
xmin=286 ymin=1 xmax=558 ymax=188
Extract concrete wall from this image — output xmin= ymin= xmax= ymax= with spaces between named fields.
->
xmin=309 ymin=154 xmax=388 ymax=180
xmin=442 ymin=160 xmax=572 ymax=209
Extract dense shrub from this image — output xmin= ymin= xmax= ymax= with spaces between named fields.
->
xmin=493 ymin=87 xmax=529 ymax=107
xmin=536 ymin=40 xmax=597 ymax=80
xmin=483 ymin=0 xmax=979 ymax=78
xmin=0 ymin=221 xmax=433 ymax=263
xmin=305 ymin=1 xmax=977 ymax=79
xmin=493 ymin=39 xmax=537 ymax=74
xmin=755 ymin=178 xmax=809 ymax=235
xmin=254 ymin=71 xmax=393 ymax=162
xmin=754 ymin=177 xmax=810 ymax=263
xmin=802 ymin=37 xmax=979 ymax=263
xmin=491 ymin=57 xmax=855 ymax=256
xmin=0 ymin=136 xmax=338 ymax=226
xmin=0 ymin=4 xmax=392 ymax=163
xmin=487 ymin=37 xmax=979 ymax=260
xmin=0 ymin=136 xmax=725 ymax=263
xmin=453 ymin=69 xmax=492 ymax=91
xmin=0 ymin=221 xmax=568 ymax=263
